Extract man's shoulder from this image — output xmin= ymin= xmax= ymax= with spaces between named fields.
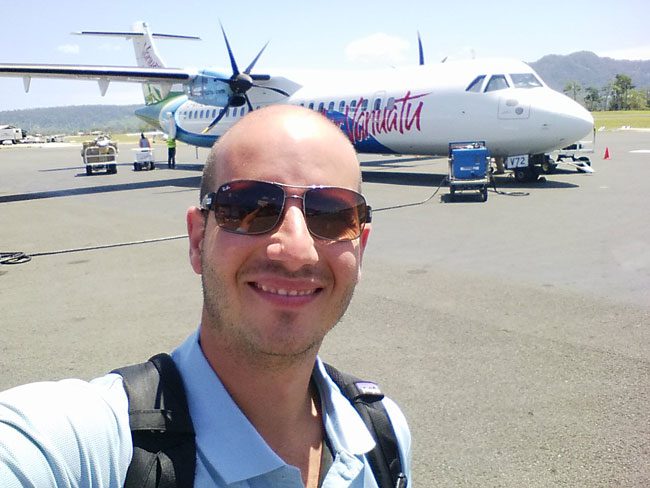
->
xmin=0 ymin=374 xmax=133 ymax=486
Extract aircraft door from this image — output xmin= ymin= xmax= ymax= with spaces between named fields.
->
xmin=161 ymin=111 xmax=177 ymax=139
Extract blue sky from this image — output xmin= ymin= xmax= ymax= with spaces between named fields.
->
xmin=1 ymin=0 xmax=648 ymax=110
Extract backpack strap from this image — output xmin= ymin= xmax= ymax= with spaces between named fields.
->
xmin=112 ymin=353 xmax=196 ymax=488
xmin=323 ymin=363 xmax=407 ymax=488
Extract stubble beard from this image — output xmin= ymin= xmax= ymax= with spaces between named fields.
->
xmin=200 ymin=258 xmax=357 ymax=371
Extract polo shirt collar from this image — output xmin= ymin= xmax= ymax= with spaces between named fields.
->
xmin=172 ymin=330 xmax=375 ymax=485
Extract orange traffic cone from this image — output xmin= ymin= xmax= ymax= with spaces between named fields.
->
xmin=603 ymin=147 xmax=611 ymax=160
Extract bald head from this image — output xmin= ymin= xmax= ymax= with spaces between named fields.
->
xmin=200 ymin=105 xmax=360 ymax=201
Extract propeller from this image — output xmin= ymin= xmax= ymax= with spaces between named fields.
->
xmin=202 ymin=23 xmax=290 ymax=134
xmin=417 ymin=31 xmax=425 ymax=66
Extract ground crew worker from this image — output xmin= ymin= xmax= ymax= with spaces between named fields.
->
xmin=167 ymin=136 xmax=177 ymax=168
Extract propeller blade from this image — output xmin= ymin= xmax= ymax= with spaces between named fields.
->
xmin=251 ymin=83 xmax=290 ymax=97
xmin=202 ymin=104 xmax=230 ymax=134
xmin=417 ymin=31 xmax=425 ymax=65
xmin=244 ymin=94 xmax=254 ymax=112
xmin=219 ymin=22 xmax=240 ymax=75
xmin=244 ymin=41 xmax=269 ymax=74
xmin=251 ymin=74 xmax=271 ymax=81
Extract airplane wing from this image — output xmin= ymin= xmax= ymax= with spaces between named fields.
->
xmin=0 ymin=63 xmax=194 ymax=86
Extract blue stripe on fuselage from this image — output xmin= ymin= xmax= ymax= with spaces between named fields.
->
xmin=326 ymin=110 xmax=397 ymax=154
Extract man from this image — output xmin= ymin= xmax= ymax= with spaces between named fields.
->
xmin=167 ymin=135 xmax=177 ymax=168
xmin=0 ymin=106 xmax=411 ymax=487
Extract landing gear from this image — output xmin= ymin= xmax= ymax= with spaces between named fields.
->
xmin=514 ymin=165 xmax=539 ymax=183
xmin=541 ymin=156 xmax=557 ymax=174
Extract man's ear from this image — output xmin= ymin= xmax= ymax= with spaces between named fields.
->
xmin=187 ymin=206 xmax=205 ymax=275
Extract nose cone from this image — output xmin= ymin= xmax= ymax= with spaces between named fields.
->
xmin=535 ymin=90 xmax=594 ymax=150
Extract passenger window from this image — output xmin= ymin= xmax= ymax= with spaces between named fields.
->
xmin=339 ymin=101 xmax=345 ymax=112
xmin=485 ymin=75 xmax=509 ymax=92
xmin=386 ymin=97 xmax=395 ymax=110
xmin=373 ymin=98 xmax=382 ymax=110
xmin=350 ymin=100 xmax=357 ymax=110
xmin=328 ymin=101 xmax=335 ymax=111
xmin=200 ymin=110 xmax=205 ymax=118
xmin=360 ymin=99 xmax=368 ymax=111
xmin=308 ymin=102 xmax=315 ymax=110
xmin=466 ymin=75 xmax=486 ymax=92
xmin=510 ymin=73 xmax=543 ymax=88
xmin=318 ymin=102 xmax=325 ymax=112
xmin=240 ymin=107 xmax=245 ymax=116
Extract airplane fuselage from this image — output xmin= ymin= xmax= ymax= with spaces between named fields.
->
xmin=153 ymin=59 xmax=593 ymax=159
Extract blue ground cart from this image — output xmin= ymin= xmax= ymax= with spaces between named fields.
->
xmin=448 ymin=142 xmax=490 ymax=202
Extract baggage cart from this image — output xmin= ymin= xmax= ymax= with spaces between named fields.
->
xmin=133 ymin=148 xmax=155 ymax=171
xmin=82 ymin=135 xmax=118 ymax=175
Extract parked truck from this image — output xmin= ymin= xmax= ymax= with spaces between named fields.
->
xmin=0 ymin=125 xmax=25 ymax=145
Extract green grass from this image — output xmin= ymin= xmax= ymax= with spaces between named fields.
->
xmin=66 ymin=133 xmax=168 ymax=144
xmin=592 ymin=110 xmax=650 ymax=130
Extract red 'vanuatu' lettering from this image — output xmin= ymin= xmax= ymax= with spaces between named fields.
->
xmin=342 ymin=91 xmax=428 ymax=144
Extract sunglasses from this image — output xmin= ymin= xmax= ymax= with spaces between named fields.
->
xmin=200 ymin=180 xmax=372 ymax=241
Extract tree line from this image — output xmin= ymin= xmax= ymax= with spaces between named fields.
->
xmin=564 ymin=74 xmax=648 ymax=111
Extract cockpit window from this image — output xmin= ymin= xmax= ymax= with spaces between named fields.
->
xmin=484 ymin=75 xmax=509 ymax=92
xmin=466 ymin=75 xmax=486 ymax=93
xmin=510 ymin=73 xmax=543 ymax=88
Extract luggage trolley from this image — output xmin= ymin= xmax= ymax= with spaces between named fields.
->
xmin=133 ymin=148 xmax=155 ymax=171
xmin=82 ymin=136 xmax=118 ymax=175
xmin=448 ymin=141 xmax=490 ymax=202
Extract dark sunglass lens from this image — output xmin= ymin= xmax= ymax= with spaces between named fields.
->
xmin=214 ymin=181 xmax=284 ymax=234
xmin=304 ymin=188 xmax=366 ymax=240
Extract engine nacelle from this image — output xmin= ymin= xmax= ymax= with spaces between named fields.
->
xmin=186 ymin=71 xmax=231 ymax=106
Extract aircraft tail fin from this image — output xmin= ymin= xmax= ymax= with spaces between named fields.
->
xmin=74 ymin=21 xmax=199 ymax=105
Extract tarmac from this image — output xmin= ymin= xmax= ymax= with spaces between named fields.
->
xmin=1 ymin=131 xmax=649 ymax=487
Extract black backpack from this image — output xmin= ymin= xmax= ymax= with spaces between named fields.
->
xmin=113 ymin=353 xmax=407 ymax=488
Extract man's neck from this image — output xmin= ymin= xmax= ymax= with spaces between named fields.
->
xmin=199 ymin=325 xmax=325 ymax=485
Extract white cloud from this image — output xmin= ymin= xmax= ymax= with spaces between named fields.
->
xmin=57 ymin=44 xmax=80 ymax=55
xmin=597 ymin=45 xmax=650 ymax=61
xmin=344 ymin=33 xmax=410 ymax=66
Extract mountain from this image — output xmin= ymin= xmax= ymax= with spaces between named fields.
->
xmin=529 ymin=51 xmax=650 ymax=92
xmin=0 ymin=104 xmax=146 ymax=135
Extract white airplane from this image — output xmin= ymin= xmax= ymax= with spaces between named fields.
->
xmin=0 ymin=22 xmax=594 ymax=182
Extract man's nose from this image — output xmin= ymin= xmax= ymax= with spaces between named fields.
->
xmin=266 ymin=201 xmax=319 ymax=270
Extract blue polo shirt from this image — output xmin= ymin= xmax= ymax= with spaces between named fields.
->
xmin=0 ymin=330 xmax=411 ymax=487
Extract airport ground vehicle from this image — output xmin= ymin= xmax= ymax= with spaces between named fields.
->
xmin=448 ymin=142 xmax=490 ymax=202
xmin=133 ymin=148 xmax=155 ymax=171
xmin=0 ymin=125 xmax=24 ymax=145
xmin=81 ymin=135 xmax=118 ymax=175
xmin=549 ymin=142 xmax=593 ymax=173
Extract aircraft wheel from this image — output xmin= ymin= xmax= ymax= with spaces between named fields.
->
xmin=514 ymin=167 xmax=539 ymax=183
xmin=541 ymin=158 xmax=557 ymax=174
